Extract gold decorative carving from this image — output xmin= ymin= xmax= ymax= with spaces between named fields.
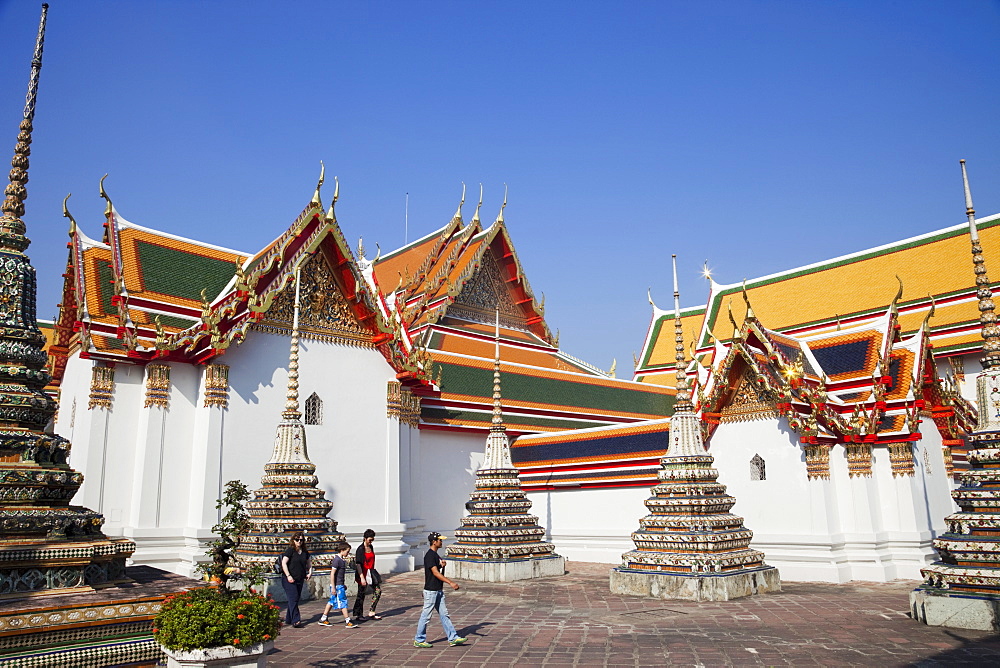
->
xmin=802 ymin=443 xmax=830 ymax=480
xmin=203 ymin=363 xmax=229 ymax=409
xmin=387 ymin=381 xmax=420 ymax=427
xmin=255 ymin=253 xmax=373 ymax=347
xmin=720 ymin=369 xmax=777 ymax=423
xmin=889 ymin=442 xmax=916 ymax=477
xmin=143 ymin=363 xmax=171 ymax=409
xmin=450 ymin=249 xmax=525 ymax=328
xmin=845 ymin=442 xmax=873 ymax=478
xmin=87 ymin=366 xmax=114 ymax=410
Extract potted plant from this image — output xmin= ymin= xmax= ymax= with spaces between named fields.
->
xmin=153 ymin=481 xmax=281 ymax=668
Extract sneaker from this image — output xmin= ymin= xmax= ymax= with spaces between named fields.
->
xmin=345 ymin=620 xmax=358 ymax=628
xmin=317 ymin=619 xmax=332 ymax=627
xmin=413 ymin=641 xmax=432 ymax=648
xmin=449 ymin=637 xmax=467 ymax=646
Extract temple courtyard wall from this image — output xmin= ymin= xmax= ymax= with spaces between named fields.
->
xmin=57 ymin=336 xmax=962 ymax=584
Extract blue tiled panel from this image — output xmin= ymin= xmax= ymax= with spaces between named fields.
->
xmin=811 ymin=339 xmax=873 ymax=377
xmin=512 ymin=428 xmax=669 ymax=466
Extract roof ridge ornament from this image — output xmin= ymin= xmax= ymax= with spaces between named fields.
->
xmin=325 ymin=176 xmax=339 ymax=222
xmin=471 ymin=183 xmax=483 ymax=225
xmin=452 ymin=182 xmax=466 ymax=223
xmin=961 ymin=159 xmax=1000 ymax=370
xmin=742 ymin=279 xmax=755 ymax=319
xmin=921 ymin=294 xmax=937 ymax=334
xmin=62 ymin=193 xmax=76 ymax=237
xmin=99 ymin=173 xmax=112 ymax=217
xmin=494 ymin=183 xmax=507 ymax=225
xmin=889 ymin=275 xmax=904 ymax=318
xmin=312 ymin=161 xmax=325 ymax=207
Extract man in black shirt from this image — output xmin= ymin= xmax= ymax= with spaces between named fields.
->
xmin=413 ymin=531 xmax=467 ymax=648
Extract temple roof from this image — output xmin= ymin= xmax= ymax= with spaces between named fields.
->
xmin=636 ymin=213 xmax=1000 ymax=383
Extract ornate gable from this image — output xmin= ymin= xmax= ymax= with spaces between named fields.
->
xmin=253 ymin=253 xmax=374 ymax=347
xmin=720 ymin=367 xmax=778 ymax=423
xmin=449 ymin=248 xmax=526 ymax=328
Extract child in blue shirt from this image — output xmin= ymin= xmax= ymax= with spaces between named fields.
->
xmin=318 ymin=542 xmax=356 ymax=628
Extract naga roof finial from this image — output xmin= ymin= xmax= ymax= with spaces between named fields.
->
xmin=452 ymin=182 xmax=466 ymax=223
xmin=325 ymin=176 xmax=339 ymax=222
xmin=742 ymin=279 xmax=755 ymax=319
xmin=0 ymin=3 xmax=48 ymax=254
xmin=99 ymin=173 xmax=112 ymax=217
xmin=921 ymin=294 xmax=937 ymax=334
xmin=495 ymin=183 xmax=507 ymax=225
xmin=312 ymin=161 xmax=325 ymax=207
xmin=471 ymin=183 xmax=483 ymax=225
xmin=889 ymin=275 xmax=904 ymax=317
xmin=960 ymin=160 xmax=1000 ymax=370
xmin=62 ymin=193 xmax=76 ymax=237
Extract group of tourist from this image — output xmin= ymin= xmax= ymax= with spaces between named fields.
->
xmin=278 ymin=529 xmax=467 ymax=647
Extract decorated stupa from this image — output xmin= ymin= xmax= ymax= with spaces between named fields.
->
xmin=0 ymin=2 xmax=135 ymax=600
xmin=236 ymin=267 xmax=345 ymax=595
xmin=447 ymin=295 xmax=565 ymax=581
xmin=609 ymin=255 xmax=780 ymax=601
xmin=911 ymin=161 xmax=1000 ymax=631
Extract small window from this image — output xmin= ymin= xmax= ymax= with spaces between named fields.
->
xmin=750 ymin=454 xmax=766 ymax=481
xmin=304 ymin=392 xmax=323 ymax=425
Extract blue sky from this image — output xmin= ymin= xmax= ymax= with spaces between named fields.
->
xmin=1 ymin=0 xmax=998 ymax=371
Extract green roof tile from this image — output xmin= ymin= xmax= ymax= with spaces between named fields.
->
xmin=136 ymin=241 xmax=236 ymax=301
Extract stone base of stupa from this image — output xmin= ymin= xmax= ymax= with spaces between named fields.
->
xmin=909 ymin=586 xmax=1000 ymax=632
xmin=449 ymin=555 xmax=566 ymax=582
xmin=256 ymin=571 xmax=358 ymax=603
xmin=610 ymin=565 xmax=780 ymax=601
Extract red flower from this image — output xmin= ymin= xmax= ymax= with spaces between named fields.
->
xmin=237 ymin=614 xmax=245 ymax=619
xmin=263 ymin=635 xmax=271 ymax=640
xmin=233 ymin=638 xmax=241 ymax=644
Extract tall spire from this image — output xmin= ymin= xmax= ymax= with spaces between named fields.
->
xmin=282 ymin=268 xmax=302 ymax=421
xmin=672 ymin=254 xmax=692 ymax=412
xmin=961 ymin=160 xmax=1000 ymax=371
xmin=911 ymin=160 xmax=1000 ymax=629
xmin=0 ymin=3 xmax=48 ymax=253
xmin=489 ymin=309 xmax=507 ymax=440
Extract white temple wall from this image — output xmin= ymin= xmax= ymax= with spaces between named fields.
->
xmin=525 ymin=486 xmax=652 ymax=565
xmin=417 ymin=428 xmax=484 ymax=564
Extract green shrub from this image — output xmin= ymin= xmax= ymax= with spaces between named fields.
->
xmin=153 ymin=587 xmax=281 ymax=651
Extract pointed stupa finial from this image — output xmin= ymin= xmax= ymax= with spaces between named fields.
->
xmin=452 ymin=182 xmax=466 ymax=223
xmin=62 ymin=193 xmax=76 ymax=237
xmin=672 ymin=254 xmax=692 ymax=411
xmin=312 ymin=161 xmax=325 ymax=207
xmin=491 ymin=307 xmax=505 ymax=432
xmin=471 ymin=183 xmax=483 ymax=225
xmin=960 ymin=160 xmax=1000 ymax=370
xmin=0 ymin=3 xmax=48 ymax=254
xmin=282 ymin=268 xmax=303 ymax=420
xmin=325 ymin=176 xmax=339 ymax=222
xmin=495 ymin=183 xmax=507 ymax=225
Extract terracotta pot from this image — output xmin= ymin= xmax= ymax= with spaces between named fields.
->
xmin=160 ymin=640 xmax=274 ymax=668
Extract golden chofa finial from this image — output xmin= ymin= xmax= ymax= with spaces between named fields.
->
xmin=452 ymin=182 xmax=466 ymax=223
xmin=99 ymin=173 xmax=112 ymax=216
xmin=495 ymin=183 xmax=507 ymax=225
xmin=357 ymin=236 xmax=366 ymax=261
xmin=921 ymin=294 xmax=937 ymax=333
xmin=62 ymin=193 xmax=76 ymax=237
xmin=324 ymin=176 xmax=339 ymax=222
xmin=889 ymin=275 xmax=904 ymax=318
xmin=471 ymin=183 xmax=483 ymax=224
xmin=312 ymin=161 xmax=325 ymax=207
xmin=741 ymin=279 xmax=754 ymax=319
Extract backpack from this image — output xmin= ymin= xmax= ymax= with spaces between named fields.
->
xmin=274 ymin=553 xmax=283 ymax=576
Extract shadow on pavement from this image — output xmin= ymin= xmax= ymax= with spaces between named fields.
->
xmin=908 ymin=629 xmax=1000 ymax=666
xmin=458 ymin=621 xmax=496 ymax=638
xmin=306 ymin=649 xmax=379 ymax=667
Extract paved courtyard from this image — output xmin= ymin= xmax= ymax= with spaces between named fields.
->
xmin=262 ymin=561 xmax=1000 ymax=667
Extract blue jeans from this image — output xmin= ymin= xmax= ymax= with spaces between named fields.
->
xmin=281 ymin=578 xmax=304 ymax=625
xmin=414 ymin=589 xmax=458 ymax=642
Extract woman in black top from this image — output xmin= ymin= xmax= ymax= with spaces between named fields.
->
xmin=352 ymin=528 xmax=382 ymax=621
xmin=280 ymin=532 xmax=312 ymax=627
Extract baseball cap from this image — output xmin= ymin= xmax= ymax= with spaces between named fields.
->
xmin=428 ymin=531 xmax=447 ymax=542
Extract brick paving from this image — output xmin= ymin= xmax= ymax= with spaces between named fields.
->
xmin=265 ymin=561 xmax=1000 ymax=667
